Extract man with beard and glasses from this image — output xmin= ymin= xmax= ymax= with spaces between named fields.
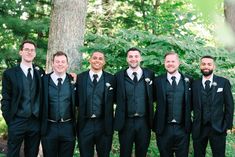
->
xmin=114 ymin=47 xmax=154 ymax=157
xmin=192 ymin=55 xmax=234 ymax=157
xmin=153 ymin=51 xmax=192 ymax=157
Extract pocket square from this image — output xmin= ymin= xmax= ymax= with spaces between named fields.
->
xmin=217 ymin=88 xmax=223 ymax=92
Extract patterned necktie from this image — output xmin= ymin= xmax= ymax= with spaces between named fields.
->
xmin=27 ymin=68 xmax=33 ymax=86
xmin=93 ymin=74 xmax=98 ymax=85
xmin=171 ymin=76 xmax=176 ymax=88
xmin=133 ymin=72 xmax=138 ymax=83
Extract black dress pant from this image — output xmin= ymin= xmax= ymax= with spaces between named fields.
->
xmin=7 ymin=115 xmax=40 ymax=157
xmin=78 ymin=118 xmax=112 ymax=157
xmin=41 ymin=121 xmax=75 ymax=157
xmin=193 ymin=124 xmax=226 ymax=157
xmin=118 ymin=117 xmax=150 ymax=157
xmin=157 ymin=123 xmax=190 ymax=157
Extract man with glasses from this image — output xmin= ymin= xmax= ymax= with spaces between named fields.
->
xmin=1 ymin=40 xmax=44 ymax=157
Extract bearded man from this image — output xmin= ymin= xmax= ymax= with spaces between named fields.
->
xmin=192 ymin=55 xmax=234 ymax=157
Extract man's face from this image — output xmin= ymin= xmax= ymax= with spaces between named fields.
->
xmin=19 ymin=43 xmax=36 ymax=63
xmin=126 ymin=50 xmax=142 ymax=69
xmin=164 ymin=54 xmax=180 ymax=74
xmin=52 ymin=55 xmax=68 ymax=75
xmin=200 ymin=58 xmax=215 ymax=76
xmin=89 ymin=52 xmax=105 ymax=71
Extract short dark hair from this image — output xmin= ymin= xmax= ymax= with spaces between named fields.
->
xmin=19 ymin=40 xmax=37 ymax=50
xmin=52 ymin=51 xmax=68 ymax=62
xmin=201 ymin=55 xmax=215 ymax=61
xmin=164 ymin=51 xmax=179 ymax=59
xmin=91 ymin=50 xmax=105 ymax=58
xmin=126 ymin=47 xmax=141 ymax=55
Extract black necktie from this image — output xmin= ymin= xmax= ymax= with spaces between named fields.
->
xmin=133 ymin=72 xmax=138 ymax=83
xmin=57 ymin=78 xmax=62 ymax=90
xmin=171 ymin=76 xmax=176 ymax=88
xmin=205 ymin=80 xmax=211 ymax=92
xmin=93 ymin=74 xmax=98 ymax=85
xmin=27 ymin=68 xmax=33 ymax=86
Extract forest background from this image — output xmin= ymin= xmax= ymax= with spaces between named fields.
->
xmin=0 ymin=0 xmax=234 ymax=156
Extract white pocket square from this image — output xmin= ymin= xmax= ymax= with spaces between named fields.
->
xmin=217 ymin=88 xmax=223 ymax=92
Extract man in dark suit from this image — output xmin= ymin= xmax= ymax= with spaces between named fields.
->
xmin=1 ymin=40 xmax=44 ymax=157
xmin=41 ymin=51 xmax=76 ymax=157
xmin=76 ymin=51 xmax=115 ymax=157
xmin=114 ymin=47 xmax=154 ymax=157
xmin=192 ymin=55 xmax=234 ymax=157
xmin=153 ymin=51 xmax=192 ymax=157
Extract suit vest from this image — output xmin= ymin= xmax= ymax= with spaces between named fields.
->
xmin=16 ymin=70 xmax=39 ymax=118
xmin=48 ymin=76 xmax=72 ymax=121
xmin=166 ymin=78 xmax=184 ymax=123
xmin=201 ymin=85 xmax=213 ymax=124
xmin=124 ymin=72 xmax=147 ymax=117
xmin=86 ymin=75 xmax=104 ymax=118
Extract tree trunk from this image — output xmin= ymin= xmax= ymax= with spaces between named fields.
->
xmin=46 ymin=0 xmax=88 ymax=72
xmin=224 ymin=0 xmax=235 ymax=51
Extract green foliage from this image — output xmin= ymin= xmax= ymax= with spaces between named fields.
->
xmin=81 ymin=30 xmax=235 ymax=87
xmin=0 ymin=0 xmax=50 ymax=68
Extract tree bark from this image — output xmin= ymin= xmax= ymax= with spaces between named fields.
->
xmin=224 ymin=0 xmax=235 ymax=51
xmin=46 ymin=0 xmax=87 ymax=72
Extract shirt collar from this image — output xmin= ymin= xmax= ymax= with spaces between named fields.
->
xmin=167 ymin=71 xmax=181 ymax=85
xmin=89 ymin=70 xmax=103 ymax=82
xmin=126 ymin=67 xmax=143 ymax=81
xmin=20 ymin=63 xmax=33 ymax=78
xmin=50 ymin=72 xmax=66 ymax=85
xmin=202 ymin=74 xmax=214 ymax=88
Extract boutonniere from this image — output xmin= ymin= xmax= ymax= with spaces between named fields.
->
xmin=71 ymin=80 xmax=76 ymax=85
xmin=145 ymin=78 xmax=152 ymax=85
xmin=34 ymin=66 xmax=40 ymax=71
xmin=212 ymin=82 xmax=217 ymax=87
xmin=106 ymin=82 xmax=113 ymax=90
xmin=184 ymin=77 xmax=190 ymax=83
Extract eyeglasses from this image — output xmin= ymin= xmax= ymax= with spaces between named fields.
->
xmin=22 ymin=48 xmax=36 ymax=53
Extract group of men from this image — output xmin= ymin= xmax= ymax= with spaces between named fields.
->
xmin=1 ymin=40 xmax=234 ymax=157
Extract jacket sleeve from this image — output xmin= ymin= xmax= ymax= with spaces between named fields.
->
xmin=224 ymin=79 xmax=234 ymax=129
xmin=1 ymin=70 xmax=12 ymax=125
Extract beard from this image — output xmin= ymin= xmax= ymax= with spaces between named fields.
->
xmin=201 ymin=69 xmax=213 ymax=76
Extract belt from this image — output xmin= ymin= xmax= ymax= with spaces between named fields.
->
xmin=128 ymin=113 xmax=144 ymax=118
xmin=48 ymin=118 xmax=71 ymax=123
xmin=90 ymin=114 xmax=98 ymax=119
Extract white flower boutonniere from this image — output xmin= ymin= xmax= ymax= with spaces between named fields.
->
xmin=145 ymin=78 xmax=152 ymax=85
xmin=35 ymin=66 xmax=40 ymax=71
xmin=106 ymin=82 xmax=113 ymax=90
xmin=212 ymin=82 xmax=217 ymax=87
xmin=184 ymin=77 xmax=190 ymax=83
xmin=71 ymin=80 xmax=76 ymax=85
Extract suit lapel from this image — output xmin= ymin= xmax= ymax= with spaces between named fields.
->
xmin=197 ymin=79 xmax=202 ymax=108
xmin=143 ymin=69 xmax=150 ymax=98
xmin=211 ymin=75 xmax=218 ymax=102
xmin=82 ymin=72 xmax=89 ymax=106
xmin=160 ymin=74 xmax=167 ymax=101
xmin=15 ymin=65 xmax=23 ymax=94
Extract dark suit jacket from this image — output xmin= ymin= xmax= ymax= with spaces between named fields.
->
xmin=76 ymin=70 xmax=115 ymax=135
xmin=41 ymin=73 xmax=77 ymax=136
xmin=192 ymin=75 xmax=234 ymax=139
xmin=114 ymin=68 xmax=154 ymax=131
xmin=1 ymin=64 xmax=44 ymax=125
xmin=153 ymin=73 xmax=192 ymax=135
